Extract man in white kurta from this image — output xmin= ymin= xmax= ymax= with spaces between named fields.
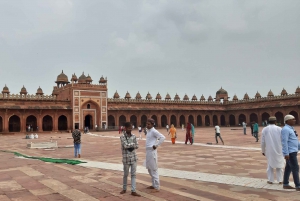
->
xmin=261 ymin=116 xmax=285 ymax=184
xmin=145 ymin=119 xmax=165 ymax=191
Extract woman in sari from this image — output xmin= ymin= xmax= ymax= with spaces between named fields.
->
xmin=168 ymin=124 xmax=176 ymax=144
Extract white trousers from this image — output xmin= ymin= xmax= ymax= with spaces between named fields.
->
xmin=148 ymin=169 xmax=160 ymax=189
xmin=267 ymin=164 xmax=283 ymax=182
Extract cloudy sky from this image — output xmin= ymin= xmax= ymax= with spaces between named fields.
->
xmin=0 ymin=0 xmax=299 ymax=100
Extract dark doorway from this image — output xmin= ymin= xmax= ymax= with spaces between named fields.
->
xmin=188 ymin=115 xmax=194 ymax=125
xmin=119 ymin=115 xmax=126 ymax=126
xmin=213 ymin=115 xmax=218 ymax=126
xmin=161 ymin=115 xmax=167 ymax=127
xmin=141 ymin=115 xmax=147 ymax=127
xmin=108 ymin=115 xmax=115 ymax=127
xmin=58 ymin=115 xmax=68 ymax=130
xmin=179 ymin=115 xmax=185 ymax=127
xmin=9 ymin=115 xmax=21 ymax=132
xmin=238 ymin=114 xmax=246 ymax=125
xmin=275 ymin=112 xmax=284 ymax=125
xmin=220 ymin=115 xmax=226 ymax=126
xmin=171 ymin=115 xmax=177 ymax=127
xmin=229 ymin=114 xmax=235 ymax=126
xmin=84 ymin=115 xmax=93 ymax=129
xmin=151 ymin=115 xmax=157 ymax=127
xmin=0 ymin=116 xmax=2 ymax=132
xmin=26 ymin=115 xmax=37 ymax=131
xmin=290 ymin=111 xmax=299 ymax=124
xmin=130 ymin=115 xmax=137 ymax=127
xmin=197 ymin=115 xmax=202 ymax=126
xmin=205 ymin=115 xmax=210 ymax=126
xmin=262 ymin=112 xmax=270 ymax=124
xmin=43 ymin=115 xmax=53 ymax=131
xmin=250 ymin=113 xmax=258 ymax=123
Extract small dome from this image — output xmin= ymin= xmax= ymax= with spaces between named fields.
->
xmin=183 ymin=94 xmax=189 ymax=101
xmin=200 ymin=94 xmax=205 ymax=101
xmin=86 ymin=74 xmax=93 ymax=83
xmin=36 ymin=86 xmax=44 ymax=95
xmin=192 ymin=94 xmax=197 ymax=101
xmin=135 ymin=92 xmax=142 ymax=100
xmin=71 ymin=73 xmax=77 ymax=82
xmin=295 ymin=86 xmax=300 ymax=94
xmin=2 ymin=84 xmax=10 ymax=94
xmin=125 ymin=91 xmax=131 ymax=99
xmin=174 ymin=93 xmax=180 ymax=100
xmin=216 ymin=87 xmax=228 ymax=95
xmin=113 ymin=91 xmax=120 ymax=99
xmin=52 ymin=86 xmax=59 ymax=95
xmin=267 ymin=89 xmax=274 ymax=97
xmin=146 ymin=92 xmax=152 ymax=100
xmin=99 ymin=75 xmax=107 ymax=84
xmin=78 ymin=72 xmax=87 ymax=83
xmin=156 ymin=92 xmax=161 ymax=100
xmin=208 ymin=95 xmax=213 ymax=101
xmin=56 ymin=70 xmax=69 ymax=83
xmin=255 ymin=91 xmax=261 ymax=99
xmin=20 ymin=85 xmax=27 ymax=94
xmin=233 ymin=94 xmax=238 ymax=101
xmin=244 ymin=93 xmax=249 ymax=100
xmin=165 ymin=93 xmax=171 ymax=100
xmin=281 ymin=88 xmax=287 ymax=96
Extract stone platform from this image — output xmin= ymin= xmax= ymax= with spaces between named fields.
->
xmin=0 ymin=126 xmax=300 ymax=200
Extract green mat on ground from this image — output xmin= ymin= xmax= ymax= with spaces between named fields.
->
xmin=0 ymin=150 xmax=86 ymax=165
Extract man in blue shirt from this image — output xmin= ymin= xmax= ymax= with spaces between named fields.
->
xmin=253 ymin=121 xmax=259 ymax=142
xmin=281 ymin=115 xmax=300 ymax=190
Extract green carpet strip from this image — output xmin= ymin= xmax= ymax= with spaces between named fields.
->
xmin=0 ymin=150 xmax=86 ymax=165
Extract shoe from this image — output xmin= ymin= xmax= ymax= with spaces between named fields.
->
xmin=267 ymin=181 xmax=273 ymax=184
xmin=120 ymin=190 xmax=126 ymax=194
xmin=146 ymin=186 xmax=155 ymax=189
xmin=283 ymin=186 xmax=295 ymax=189
xmin=279 ymin=182 xmax=283 ymax=184
xmin=78 ymin=154 xmax=81 ymax=158
xmin=131 ymin=192 xmax=141 ymax=197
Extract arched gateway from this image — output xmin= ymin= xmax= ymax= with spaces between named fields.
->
xmin=9 ymin=115 xmax=20 ymax=132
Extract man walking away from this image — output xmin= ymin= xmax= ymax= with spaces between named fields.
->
xmin=261 ymin=116 xmax=284 ymax=184
xmin=120 ymin=122 xmax=141 ymax=197
xmin=215 ymin=124 xmax=224 ymax=145
xmin=242 ymin=121 xmax=247 ymax=135
xmin=72 ymin=125 xmax=81 ymax=158
xmin=253 ymin=121 xmax=259 ymax=142
xmin=281 ymin=115 xmax=300 ymax=190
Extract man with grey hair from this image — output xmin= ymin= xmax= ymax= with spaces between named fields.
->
xmin=145 ymin=118 xmax=165 ymax=192
xmin=281 ymin=114 xmax=300 ymax=190
xmin=261 ymin=116 xmax=284 ymax=184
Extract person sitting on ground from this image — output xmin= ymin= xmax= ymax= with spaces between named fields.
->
xmin=25 ymin=134 xmax=29 ymax=139
xmin=34 ymin=133 xmax=38 ymax=139
xmin=29 ymin=133 xmax=34 ymax=139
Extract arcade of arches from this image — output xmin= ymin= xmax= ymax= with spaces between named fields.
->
xmin=107 ymin=110 xmax=300 ymax=128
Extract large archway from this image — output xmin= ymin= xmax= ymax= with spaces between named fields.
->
xmin=161 ymin=115 xmax=167 ymax=127
xmin=84 ymin=115 xmax=93 ymax=129
xmin=238 ymin=114 xmax=246 ymax=125
xmin=151 ymin=115 xmax=158 ymax=127
xmin=229 ymin=115 xmax=235 ymax=126
xmin=130 ymin=115 xmax=137 ymax=127
xmin=170 ymin=115 xmax=177 ymax=127
xmin=108 ymin=115 xmax=115 ymax=127
xmin=9 ymin=115 xmax=21 ymax=132
xmin=262 ymin=112 xmax=270 ymax=124
xmin=188 ymin=115 xmax=194 ymax=125
xmin=58 ymin=115 xmax=68 ymax=130
xmin=197 ymin=115 xmax=202 ymax=126
xmin=119 ymin=115 xmax=126 ymax=126
xmin=0 ymin=116 xmax=2 ymax=132
xmin=290 ymin=111 xmax=299 ymax=124
xmin=220 ymin=115 xmax=226 ymax=126
xmin=42 ymin=115 xmax=53 ymax=131
xmin=205 ymin=115 xmax=210 ymax=126
xmin=179 ymin=115 xmax=185 ymax=127
xmin=250 ymin=113 xmax=258 ymax=123
xmin=26 ymin=115 xmax=37 ymax=131
xmin=213 ymin=115 xmax=218 ymax=126
xmin=275 ymin=112 xmax=284 ymax=125
xmin=141 ymin=115 xmax=147 ymax=127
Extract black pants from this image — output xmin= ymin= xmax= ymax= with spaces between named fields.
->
xmin=253 ymin=132 xmax=258 ymax=142
xmin=215 ymin=133 xmax=224 ymax=144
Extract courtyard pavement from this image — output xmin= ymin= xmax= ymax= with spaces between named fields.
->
xmin=1 ymin=126 xmax=300 ymax=200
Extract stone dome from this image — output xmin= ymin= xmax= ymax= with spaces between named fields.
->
xmin=295 ymin=86 xmax=300 ymax=94
xmin=165 ymin=93 xmax=171 ymax=100
xmin=56 ymin=70 xmax=69 ymax=83
xmin=192 ymin=94 xmax=197 ymax=101
xmin=267 ymin=90 xmax=274 ymax=97
xmin=216 ymin=87 xmax=228 ymax=95
xmin=99 ymin=75 xmax=107 ymax=84
xmin=78 ymin=72 xmax=87 ymax=83
xmin=244 ymin=93 xmax=249 ymax=100
xmin=125 ymin=91 xmax=131 ymax=99
xmin=156 ymin=93 xmax=161 ymax=100
xmin=174 ymin=93 xmax=180 ymax=100
xmin=113 ymin=91 xmax=120 ymax=99
xmin=135 ymin=92 xmax=142 ymax=100
xmin=183 ymin=94 xmax=189 ymax=101
xmin=20 ymin=85 xmax=27 ymax=95
xmin=36 ymin=86 xmax=44 ymax=95
xmin=146 ymin=92 xmax=152 ymax=100
xmin=200 ymin=94 xmax=205 ymax=101
xmin=281 ymin=88 xmax=287 ymax=96
xmin=2 ymin=84 xmax=9 ymax=94
xmin=255 ymin=91 xmax=261 ymax=99
xmin=71 ymin=73 xmax=78 ymax=82
xmin=208 ymin=95 xmax=213 ymax=101
xmin=86 ymin=74 xmax=93 ymax=83
xmin=232 ymin=94 xmax=238 ymax=101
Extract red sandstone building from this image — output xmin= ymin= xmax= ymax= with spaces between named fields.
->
xmin=0 ymin=71 xmax=299 ymax=132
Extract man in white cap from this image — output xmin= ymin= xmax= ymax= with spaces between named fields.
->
xmin=281 ymin=114 xmax=300 ymax=190
xmin=261 ymin=116 xmax=284 ymax=184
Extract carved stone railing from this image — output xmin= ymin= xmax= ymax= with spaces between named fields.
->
xmin=55 ymin=83 xmax=107 ymax=92
xmin=0 ymin=94 xmax=57 ymax=100
xmin=225 ymin=94 xmax=300 ymax=104
xmin=107 ymin=98 xmax=222 ymax=105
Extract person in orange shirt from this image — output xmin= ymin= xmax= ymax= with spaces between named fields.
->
xmin=168 ymin=124 xmax=177 ymax=144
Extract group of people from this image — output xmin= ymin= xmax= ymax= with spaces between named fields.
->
xmin=25 ymin=133 xmax=38 ymax=139
xmin=261 ymin=114 xmax=300 ymax=190
xmin=27 ymin=124 xmax=38 ymax=132
xmin=243 ymin=121 xmax=259 ymax=142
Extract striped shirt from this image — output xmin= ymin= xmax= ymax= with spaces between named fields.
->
xmin=120 ymin=133 xmax=139 ymax=165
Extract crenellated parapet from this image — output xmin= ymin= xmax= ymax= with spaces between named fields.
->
xmin=0 ymin=93 xmax=57 ymax=100
xmin=107 ymin=98 xmax=222 ymax=105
